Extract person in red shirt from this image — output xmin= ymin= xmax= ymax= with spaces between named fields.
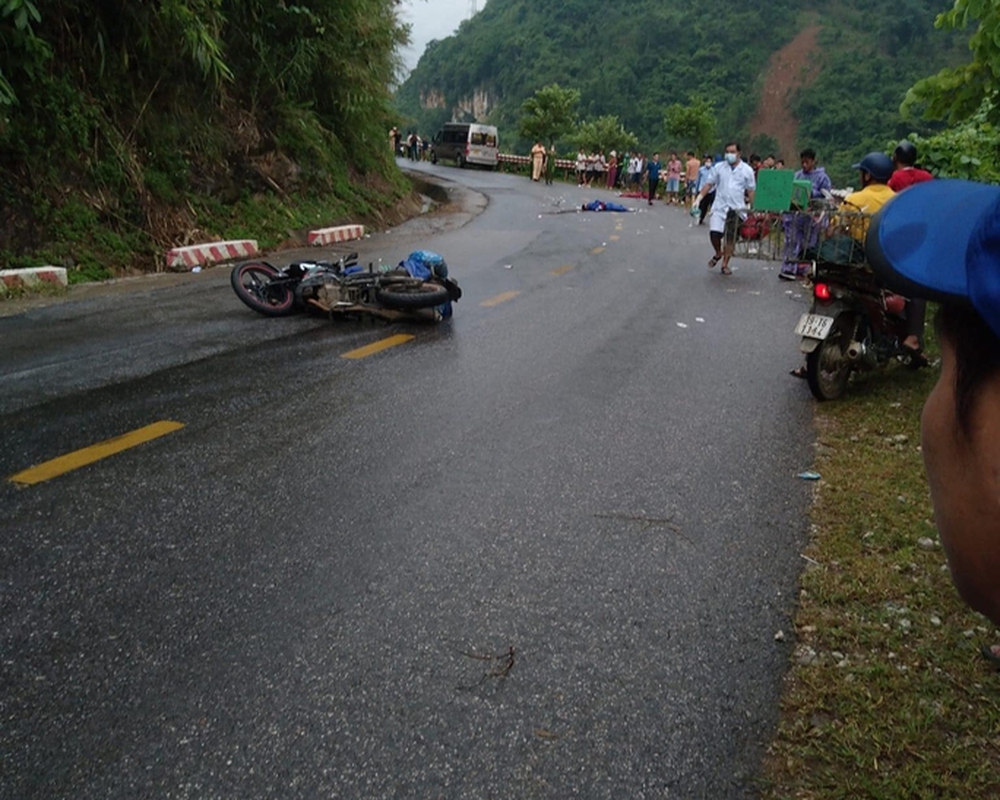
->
xmin=886 ymin=140 xmax=934 ymax=355
xmin=888 ymin=140 xmax=933 ymax=192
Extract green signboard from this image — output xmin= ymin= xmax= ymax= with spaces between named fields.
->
xmin=753 ymin=169 xmax=796 ymax=212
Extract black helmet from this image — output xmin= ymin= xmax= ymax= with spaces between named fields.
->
xmin=893 ymin=140 xmax=918 ymax=166
xmin=851 ymin=152 xmax=894 ymax=182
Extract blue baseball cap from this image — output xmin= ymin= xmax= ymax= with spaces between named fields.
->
xmin=866 ymin=179 xmax=1000 ymax=338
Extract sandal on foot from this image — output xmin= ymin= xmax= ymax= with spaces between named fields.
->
xmin=790 ymin=366 xmax=807 ymax=379
xmin=708 ymin=255 xmax=721 ymax=269
xmin=901 ymin=343 xmax=929 ymax=369
xmin=981 ymin=643 xmax=1000 ymax=669
xmin=720 ymin=264 xmax=732 ymax=276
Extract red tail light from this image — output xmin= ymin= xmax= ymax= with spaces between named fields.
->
xmin=814 ymin=282 xmax=832 ymax=302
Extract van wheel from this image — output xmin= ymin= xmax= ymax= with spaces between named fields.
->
xmin=456 ymin=154 xmax=465 ymax=168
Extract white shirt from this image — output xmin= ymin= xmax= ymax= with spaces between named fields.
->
xmin=705 ymin=160 xmax=756 ymax=212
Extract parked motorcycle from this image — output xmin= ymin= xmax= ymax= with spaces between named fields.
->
xmin=231 ymin=251 xmax=461 ymax=321
xmin=794 ymin=260 xmax=923 ymax=400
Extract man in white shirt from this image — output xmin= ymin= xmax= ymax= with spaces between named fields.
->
xmin=693 ymin=141 xmax=756 ymax=276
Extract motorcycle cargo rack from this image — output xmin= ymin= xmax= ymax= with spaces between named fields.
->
xmin=724 ymin=206 xmax=877 ymax=272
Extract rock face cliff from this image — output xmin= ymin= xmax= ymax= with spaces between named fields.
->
xmin=419 ymin=86 xmax=498 ymax=121
xmin=394 ymin=0 xmax=964 ymax=180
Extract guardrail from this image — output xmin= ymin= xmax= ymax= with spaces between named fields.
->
xmin=497 ymin=153 xmax=578 ymax=177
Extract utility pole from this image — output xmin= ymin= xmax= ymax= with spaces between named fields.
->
xmin=470 ymin=0 xmax=477 ymax=16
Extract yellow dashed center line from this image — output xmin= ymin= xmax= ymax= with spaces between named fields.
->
xmin=615 ymin=223 xmax=623 ymax=231
xmin=480 ymin=290 xmax=521 ymax=307
xmin=609 ymin=235 xmax=620 ymax=242
xmin=590 ymin=246 xmax=606 ymax=255
xmin=341 ymin=333 xmax=415 ymax=360
xmin=9 ymin=420 xmax=185 ymax=486
xmin=551 ymin=264 xmax=574 ymax=276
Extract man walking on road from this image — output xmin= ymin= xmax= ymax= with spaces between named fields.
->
xmin=665 ymin=152 xmax=682 ymax=204
xmin=646 ymin=152 xmax=662 ymax=205
xmin=693 ymin=141 xmax=756 ymax=276
xmin=684 ymin=151 xmax=701 ymax=211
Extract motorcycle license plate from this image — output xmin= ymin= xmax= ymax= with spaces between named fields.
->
xmin=795 ymin=313 xmax=835 ymax=340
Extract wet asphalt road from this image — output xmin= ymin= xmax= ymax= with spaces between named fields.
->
xmin=1 ymin=161 xmax=817 ymax=799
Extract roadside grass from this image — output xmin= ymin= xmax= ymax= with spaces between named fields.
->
xmin=761 ymin=344 xmax=1000 ymax=799
xmin=0 ymin=172 xmax=411 ymax=288
xmin=0 ymin=281 xmax=68 ymax=299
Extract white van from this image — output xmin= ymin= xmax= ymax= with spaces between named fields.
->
xmin=430 ymin=123 xmax=499 ymax=169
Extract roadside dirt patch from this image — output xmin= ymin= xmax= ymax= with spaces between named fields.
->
xmin=748 ymin=24 xmax=822 ymax=161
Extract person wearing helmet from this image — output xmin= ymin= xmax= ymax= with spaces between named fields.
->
xmin=823 ymin=151 xmax=897 ymax=247
xmin=791 ymin=154 xmax=899 ymax=379
xmin=888 ymin=140 xmax=933 ymax=192
xmin=842 ymin=152 xmax=895 ymax=212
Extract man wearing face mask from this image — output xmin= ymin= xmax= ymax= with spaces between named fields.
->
xmin=693 ymin=141 xmax=756 ymax=276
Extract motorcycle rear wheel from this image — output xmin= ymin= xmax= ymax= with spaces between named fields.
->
xmin=231 ymin=262 xmax=296 ymax=317
xmin=376 ymin=281 xmax=451 ymax=310
xmin=806 ymin=318 xmax=853 ymax=401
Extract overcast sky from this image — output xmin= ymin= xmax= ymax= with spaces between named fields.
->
xmin=397 ymin=0 xmax=485 ymax=72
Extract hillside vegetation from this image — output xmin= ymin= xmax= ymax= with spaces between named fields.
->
xmin=0 ymin=0 xmax=408 ymax=281
xmin=395 ymin=0 xmax=966 ymax=183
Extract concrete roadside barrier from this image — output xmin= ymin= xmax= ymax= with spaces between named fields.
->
xmin=307 ymin=224 xmax=365 ymax=247
xmin=165 ymin=239 xmax=258 ymax=270
xmin=0 ymin=266 xmax=68 ymax=296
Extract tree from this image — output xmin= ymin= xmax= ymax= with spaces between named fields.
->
xmin=518 ymin=83 xmax=580 ymax=146
xmin=663 ymin=97 xmax=717 ymax=153
xmin=573 ymin=115 xmax=638 ymax=155
xmin=903 ymin=0 xmax=1000 ymax=125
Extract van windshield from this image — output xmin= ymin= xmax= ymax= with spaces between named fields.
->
xmin=470 ymin=132 xmax=497 ymax=147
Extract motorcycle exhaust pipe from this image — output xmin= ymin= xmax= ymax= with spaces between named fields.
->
xmin=846 ymin=341 xmax=865 ymax=361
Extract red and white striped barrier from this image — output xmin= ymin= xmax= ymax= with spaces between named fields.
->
xmin=165 ymin=240 xmax=258 ymax=270
xmin=307 ymin=224 xmax=365 ymax=247
xmin=0 ymin=266 xmax=68 ymax=293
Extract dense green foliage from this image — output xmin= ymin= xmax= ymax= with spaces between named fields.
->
xmin=396 ymin=0 xmax=968 ymax=185
xmin=904 ymin=0 xmax=1000 ymax=125
xmin=518 ymin=84 xmax=580 ymax=147
xmin=897 ymin=0 xmax=1000 ymax=184
xmin=573 ymin=115 xmax=637 ymax=154
xmin=899 ymin=101 xmax=1000 ymax=181
xmin=664 ymin=97 xmax=717 ymax=154
xmin=0 ymin=0 xmax=409 ymax=278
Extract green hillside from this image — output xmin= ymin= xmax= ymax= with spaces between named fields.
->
xmin=0 ymin=1 xmax=407 ymax=280
xmin=394 ymin=0 xmax=966 ymax=183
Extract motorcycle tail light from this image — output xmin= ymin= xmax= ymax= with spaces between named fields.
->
xmin=885 ymin=293 xmax=906 ymax=316
xmin=814 ymin=282 xmax=832 ymax=302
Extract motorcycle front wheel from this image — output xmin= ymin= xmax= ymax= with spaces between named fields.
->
xmin=231 ymin=262 xmax=296 ymax=317
xmin=806 ymin=317 xmax=853 ymax=401
xmin=377 ymin=281 xmax=451 ymax=310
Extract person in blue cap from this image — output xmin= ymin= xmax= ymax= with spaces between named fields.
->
xmin=867 ymin=179 xmax=1000 ymax=630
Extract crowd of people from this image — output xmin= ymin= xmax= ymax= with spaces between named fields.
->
xmin=559 ymin=137 xmax=1000 ymax=656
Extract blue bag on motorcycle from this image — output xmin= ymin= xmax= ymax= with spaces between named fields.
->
xmin=399 ymin=250 xmax=453 ymax=317
xmin=399 ymin=250 xmax=449 ymax=280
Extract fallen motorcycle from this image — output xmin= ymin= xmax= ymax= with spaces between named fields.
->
xmin=231 ymin=250 xmax=461 ymax=321
xmin=795 ymin=258 xmax=923 ymax=400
